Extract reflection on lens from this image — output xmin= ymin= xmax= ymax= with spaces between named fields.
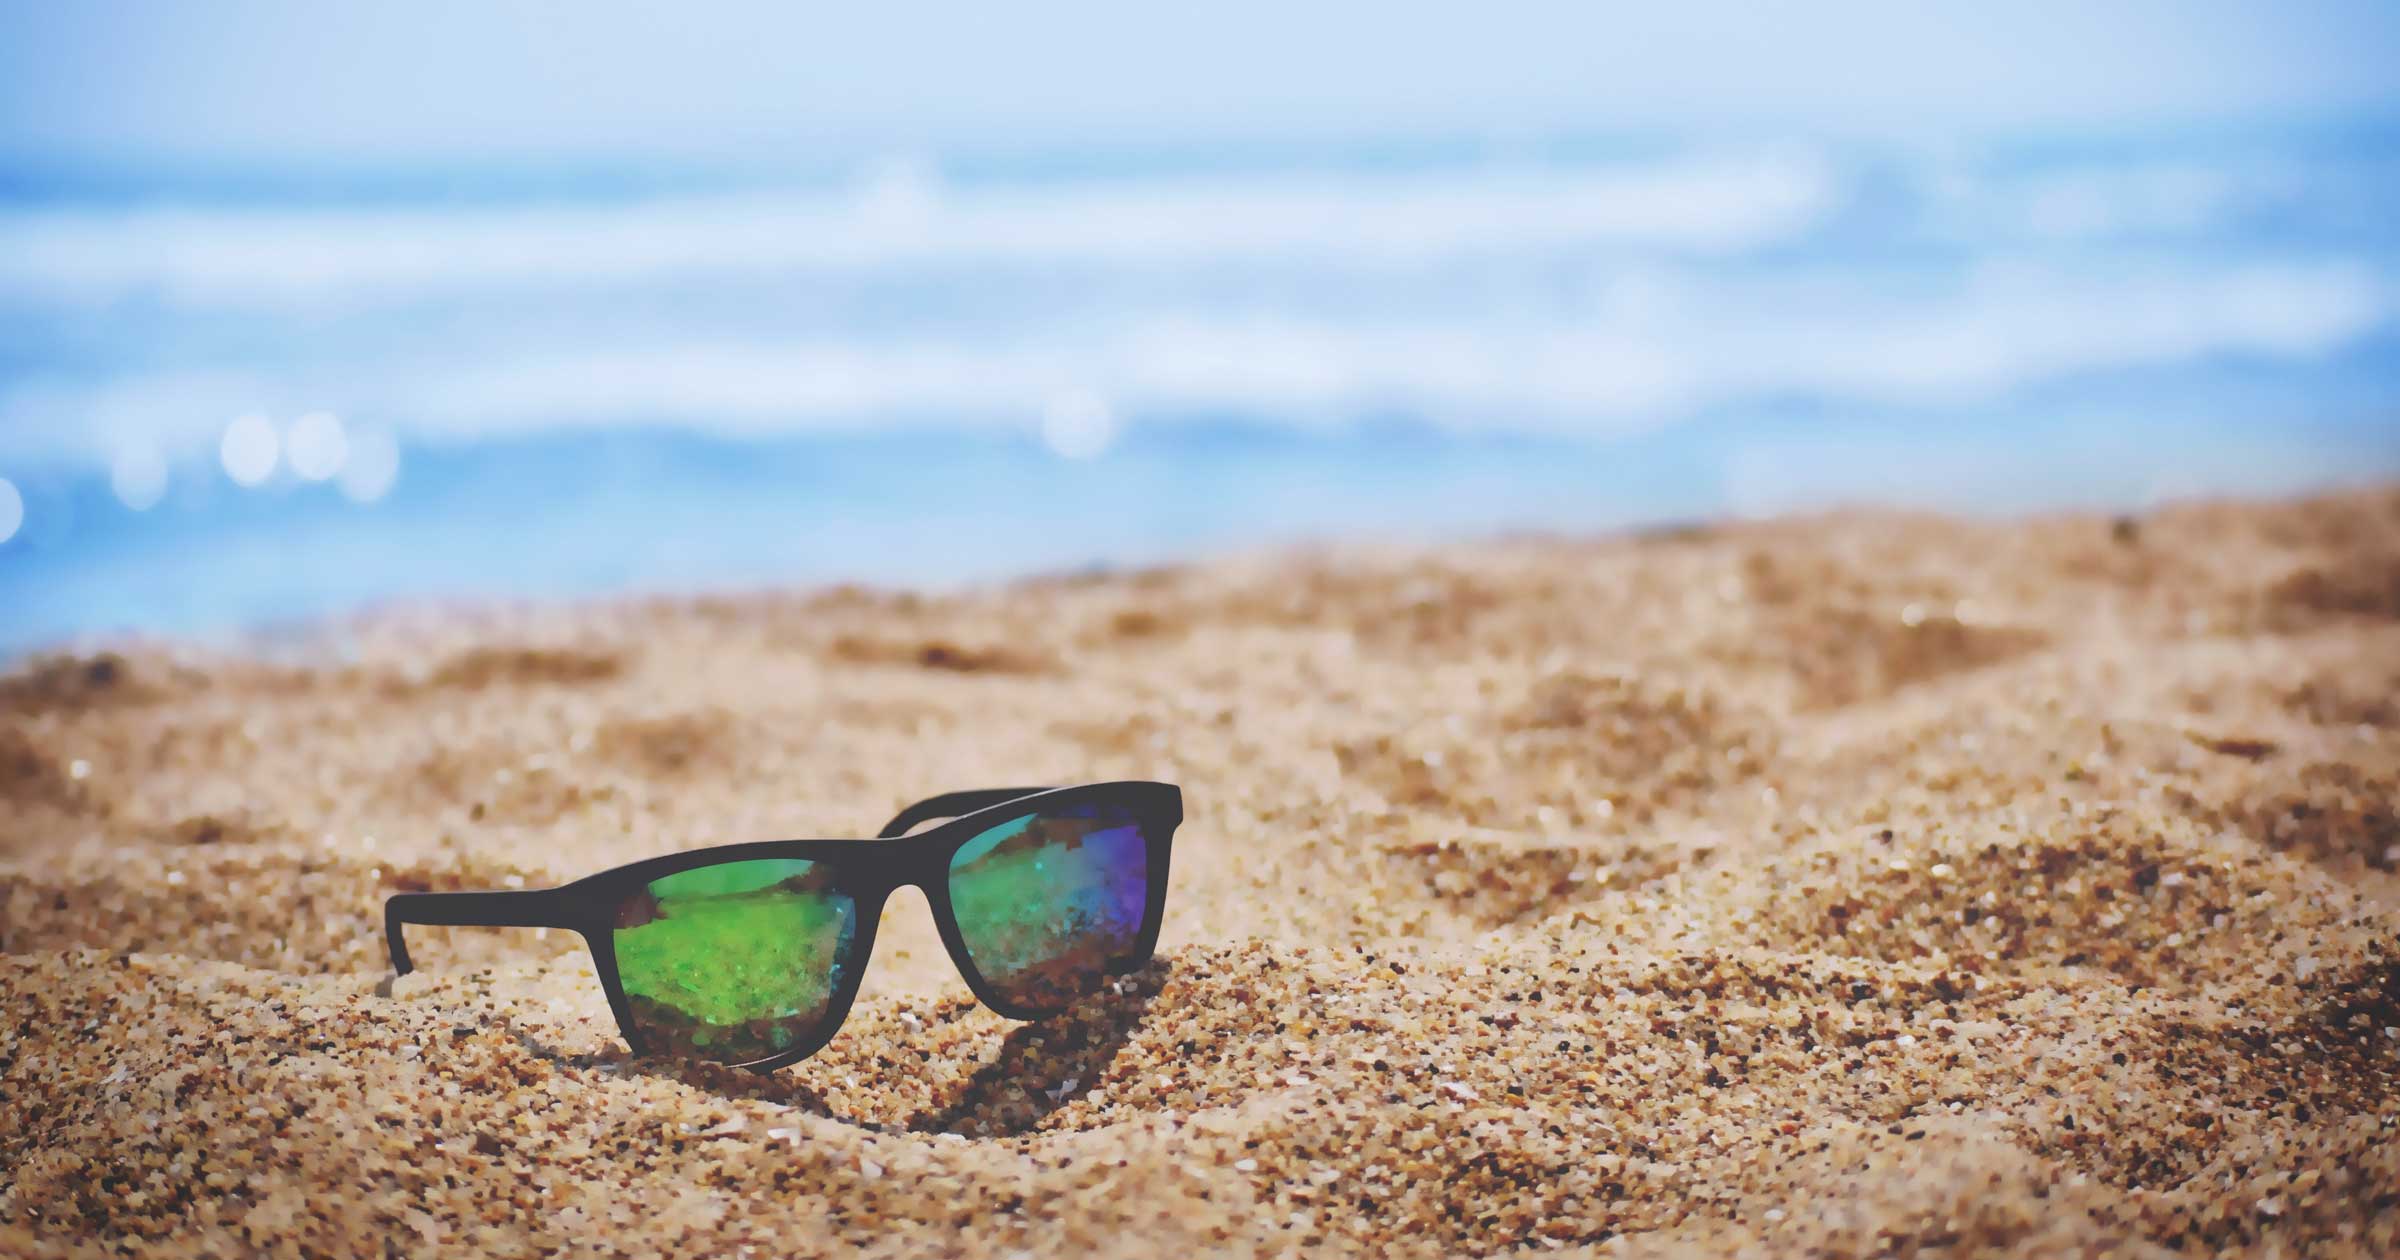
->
xmin=611 ymin=859 xmax=855 ymax=1064
xmin=948 ymin=804 xmax=1149 ymax=1010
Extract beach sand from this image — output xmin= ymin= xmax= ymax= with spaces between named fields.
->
xmin=4 ymin=487 xmax=2397 ymax=1258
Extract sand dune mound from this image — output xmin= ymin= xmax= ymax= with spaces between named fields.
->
xmin=4 ymin=488 xmax=2397 ymax=1257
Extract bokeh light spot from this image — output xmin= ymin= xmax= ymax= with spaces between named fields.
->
xmin=110 ymin=443 xmax=169 ymax=511
xmin=287 ymin=411 xmax=349 ymax=482
xmin=220 ymin=413 xmax=280 ymax=487
xmin=0 ymin=477 xmax=21 ymax=545
xmin=337 ymin=425 xmax=401 ymax=504
xmin=1041 ymin=390 xmax=1117 ymax=460
xmin=857 ymin=152 xmax=940 ymax=230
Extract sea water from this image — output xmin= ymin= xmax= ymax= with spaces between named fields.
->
xmin=1 ymin=126 xmax=2395 ymax=652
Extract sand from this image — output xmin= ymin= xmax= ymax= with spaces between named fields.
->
xmin=3 ymin=487 xmax=2397 ymax=1258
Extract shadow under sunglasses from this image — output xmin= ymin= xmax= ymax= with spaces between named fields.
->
xmin=510 ymin=957 xmax=1176 ymax=1138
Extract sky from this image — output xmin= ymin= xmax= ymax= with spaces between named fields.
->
xmin=3 ymin=1 xmax=2398 ymax=165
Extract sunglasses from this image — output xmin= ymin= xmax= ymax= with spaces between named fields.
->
xmin=384 ymin=781 xmax=1180 ymax=1070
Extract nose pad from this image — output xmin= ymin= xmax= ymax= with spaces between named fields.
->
xmin=853 ymin=884 xmax=973 ymax=1005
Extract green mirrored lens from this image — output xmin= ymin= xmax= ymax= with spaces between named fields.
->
xmin=948 ymin=804 xmax=1149 ymax=1010
xmin=611 ymin=858 xmax=855 ymax=1064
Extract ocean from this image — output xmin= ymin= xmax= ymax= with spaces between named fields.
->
xmin=2 ymin=124 xmax=2396 ymax=653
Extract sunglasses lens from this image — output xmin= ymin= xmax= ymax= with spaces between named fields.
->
xmin=947 ymin=802 xmax=1152 ymax=1011
xmin=610 ymin=859 xmax=856 ymax=1065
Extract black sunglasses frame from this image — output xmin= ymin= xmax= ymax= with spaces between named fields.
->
xmin=385 ymin=781 xmax=1181 ymax=1072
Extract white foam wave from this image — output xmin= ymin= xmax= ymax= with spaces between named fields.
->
xmin=414 ymin=260 xmax=2392 ymax=424
xmin=0 ymin=153 xmax=1838 ymax=307
xmin=2 ymin=259 xmax=2381 ymax=465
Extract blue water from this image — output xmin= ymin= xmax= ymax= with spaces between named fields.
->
xmin=3 ymin=123 xmax=2397 ymax=653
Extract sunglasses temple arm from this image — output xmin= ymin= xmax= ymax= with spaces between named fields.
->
xmin=875 ymin=786 xmax=1061 ymax=839
xmin=384 ymin=888 xmax=576 ymax=976
xmin=875 ymin=786 xmax=1060 ymax=838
